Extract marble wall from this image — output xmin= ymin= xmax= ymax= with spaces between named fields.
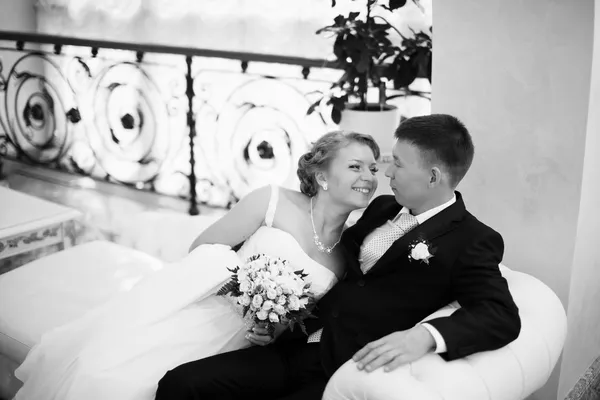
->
xmin=433 ymin=0 xmax=595 ymax=398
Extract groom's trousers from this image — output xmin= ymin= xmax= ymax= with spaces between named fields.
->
xmin=155 ymin=340 xmax=328 ymax=400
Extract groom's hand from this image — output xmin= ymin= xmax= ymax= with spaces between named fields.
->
xmin=352 ymin=325 xmax=435 ymax=373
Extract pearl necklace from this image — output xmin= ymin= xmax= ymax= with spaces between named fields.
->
xmin=310 ymin=197 xmax=342 ymax=254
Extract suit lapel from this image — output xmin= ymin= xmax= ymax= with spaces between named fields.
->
xmin=366 ymin=193 xmax=467 ymax=276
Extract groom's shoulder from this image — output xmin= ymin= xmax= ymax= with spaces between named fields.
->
xmin=345 ymin=196 xmax=397 ymax=228
xmin=361 ymin=195 xmax=397 ymax=217
xmin=368 ymin=195 xmax=397 ymax=209
xmin=461 ymin=209 xmax=503 ymax=241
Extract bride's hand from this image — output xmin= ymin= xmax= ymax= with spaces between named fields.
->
xmin=246 ymin=323 xmax=287 ymax=346
xmin=246 ymin=324 xmax=273 ymax=346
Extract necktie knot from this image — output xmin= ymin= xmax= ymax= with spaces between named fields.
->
xmin=359 ymin=212 xmax=419 ymax=274
xmin=394 ymin=212 xmax=419 ymax=233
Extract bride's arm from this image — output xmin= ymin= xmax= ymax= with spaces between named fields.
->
xmin=189 ymin=186 xmax=271 ymax=252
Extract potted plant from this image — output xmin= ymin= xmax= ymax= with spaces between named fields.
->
xmin=309 ymin=0 xmax=432 ymax=156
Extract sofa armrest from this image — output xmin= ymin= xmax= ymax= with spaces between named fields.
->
xmin=324 ymin=355 xmax=490 ymax=400
xmin=323 ymin=265 xmax=567 ymax=400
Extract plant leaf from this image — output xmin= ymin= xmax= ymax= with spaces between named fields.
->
xmin=216 ymin=278 xmax=237 ymax=296
xmin=333 ymin=35 xmax=346 ymax=60
xmin=389 ymin=0 xmax=407 ymax=10
xmin=331 ymin=107 xmax=342 ymax=124
xmin=393 ymin=57 xmax=418 ymax=89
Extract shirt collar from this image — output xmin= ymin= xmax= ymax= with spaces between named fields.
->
xmin=398 ymin=194 xmax=457 ymax=224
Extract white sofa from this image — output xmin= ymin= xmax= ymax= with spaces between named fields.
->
xmin=0 ymin=241 xmax=164 ymax=399
xmin=0 ymin=212 xmax=567 ymax=400
xmin=323 ymin=265 xmax=567 ymax=400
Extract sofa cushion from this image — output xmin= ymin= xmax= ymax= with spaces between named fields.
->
xmin=0 ymin=240 xmax=163 ymax=364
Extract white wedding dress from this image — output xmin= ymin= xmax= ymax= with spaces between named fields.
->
xmin=14 ymin=186 xmax=338 ymax=400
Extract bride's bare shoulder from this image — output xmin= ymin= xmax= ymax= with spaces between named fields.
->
xmin=277 ymin=187 xmax=309 ymax=211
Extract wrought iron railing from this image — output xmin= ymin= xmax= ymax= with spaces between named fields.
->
xmin=0 ymin=31 xmax=426 ymax=214
xmin=0 ymin=31 xmax=346 ymax=214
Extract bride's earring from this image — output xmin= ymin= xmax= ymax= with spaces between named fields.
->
xmin=322 ymin=183 xmax=328 ymax=191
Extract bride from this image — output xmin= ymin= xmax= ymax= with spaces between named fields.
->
xmin=13 ymin=130 xmax=380 ymax=400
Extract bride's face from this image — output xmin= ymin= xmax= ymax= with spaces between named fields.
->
xmin=324 ymin=142 xmax=378 ymax=210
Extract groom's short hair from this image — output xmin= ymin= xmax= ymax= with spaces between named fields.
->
xmin=394 ymin=114 xmax=474 ymax=188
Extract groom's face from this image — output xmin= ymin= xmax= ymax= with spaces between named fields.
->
xmin=385 ymin=140 xmax=432 ymax=209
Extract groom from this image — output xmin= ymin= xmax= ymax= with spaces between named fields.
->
xmin=156 ymin=114 xmax=521 ymax=400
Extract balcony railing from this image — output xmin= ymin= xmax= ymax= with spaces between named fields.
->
xmin=0 ymin=31 xmax=426 ymax=214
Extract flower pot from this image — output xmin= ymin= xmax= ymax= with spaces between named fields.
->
xmin=339 ymin=104 xmax=400 ymax=160
xmin=339 ymin=104 xmax=400 ymax=199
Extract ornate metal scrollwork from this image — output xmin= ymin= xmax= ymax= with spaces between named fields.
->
xmin=0 ymin=39 xmax=344 ymax=210
xmin=191 ymin=68 xmax=336 ymax=205
xmin=0 ymin=53 xmax=82 ymax=164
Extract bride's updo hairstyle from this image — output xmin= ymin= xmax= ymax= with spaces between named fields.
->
xmin=297 ymin=130 xmax=380 ymax=197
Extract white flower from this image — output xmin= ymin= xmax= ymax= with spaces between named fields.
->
xmin=252 ymin=294 xmax=264 ymax=308
xmin=275 ymin=286 xmax=283 ymax=296
xmin=262 ymin=300 xmax=274 ymax=311
xmin=292 ymin=285 xmax=303 ymax=296
xmin=288 ymin=295 xmax=300 ymax=311
xmin=268 ymin=312 xmax=280 ymax=323
xmin=274 ymin=304 xmax=286 ymax=315
xmin=257 ymin=310 xmax=269 ymax=321
xmin=276 ymin=276 xmax=296 ymax=294
xmin=276 ymin=295 xmax=287 ymax=305
xmin=238 ymin=270 xmax=248 ymax=282
xmin=262 ymin=276 xmax=273 ymax=286
xmin=238 ymin=294 xmax=251 ymax=306
xmin=249 ymin=261 xmax=259 ymax=271
xmin=299 ymin=297 xmax=309 ymax=307
xmin=239 ymin=280 xmax=252 ymax=293
xmin=268 ymin=264 xmax=280 ymax=276
xmin=256 ymin=270 xmax=267 ymax=280
xmin=266 ymin=288 xmax=278 ymax=300
xmin=410 ymin=242 xmax=434 ymax=264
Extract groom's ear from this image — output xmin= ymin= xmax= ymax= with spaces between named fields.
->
xmin=429 ymin=167 xmax=442 ymax=187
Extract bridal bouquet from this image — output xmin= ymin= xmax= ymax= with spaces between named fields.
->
xmin=217 ymin=254 xmax=315 ymax=335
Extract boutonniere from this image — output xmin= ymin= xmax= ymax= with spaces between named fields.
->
xmin=408 ymin=238 xmax=436 ymax=265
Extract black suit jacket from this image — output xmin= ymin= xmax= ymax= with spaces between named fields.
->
xmin=313 ymin=192 xmax=521 ymax=375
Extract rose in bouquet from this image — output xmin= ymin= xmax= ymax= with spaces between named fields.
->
xmin=216 ymin=254 xmax=315 ymax=335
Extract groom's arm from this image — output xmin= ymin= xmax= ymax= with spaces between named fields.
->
xmin=353 ymin=228 xmax=520 ymax=372
xmin=424 ymin=229 xmax=521 ymax=361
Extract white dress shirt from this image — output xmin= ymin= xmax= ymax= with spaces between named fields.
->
xmin=359 ymin=194 xmax=457 ymax=354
